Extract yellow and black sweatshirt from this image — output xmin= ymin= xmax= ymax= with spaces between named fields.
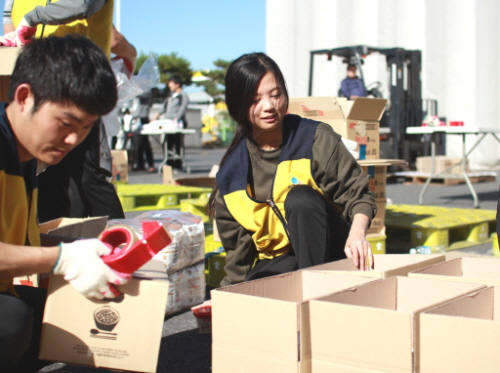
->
xmin=0 ymin=102 xmax=40 ymax=293
xmin=215 ymin=114 xmax=376 ymax=286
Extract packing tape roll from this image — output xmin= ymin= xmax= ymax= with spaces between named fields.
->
xmin=99 ymin=224 xmax=139 ymax=254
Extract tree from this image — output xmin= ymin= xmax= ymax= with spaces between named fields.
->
xmin=194 ymin=59 xmax=232 ymax=103
xmin=135 ymin=52 xmax=193 ymax=86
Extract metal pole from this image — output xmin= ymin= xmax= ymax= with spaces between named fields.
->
xmin=115 ymin=0 xmax=121 ymax=31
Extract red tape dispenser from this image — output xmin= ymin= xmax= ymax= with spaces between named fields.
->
xmin=99 ymin=221 xmax=172 ymax=274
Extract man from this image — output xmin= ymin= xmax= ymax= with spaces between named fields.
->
xmin=1 ymin=0 xmax=136 ymax=221
xmin=0 ymin=35 xmax=130 ymax=373
xmin=340 ymin=64 xmax=367 ymax=99
xmin=154 ymin=75 xmax=189 ymax=170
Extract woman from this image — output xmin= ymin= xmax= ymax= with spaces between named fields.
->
xmin=207 ymin=53 xmax=377 ymax=287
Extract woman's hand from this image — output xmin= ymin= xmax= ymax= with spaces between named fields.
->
xmin=344 ymin=214 xmax=374 ymax=271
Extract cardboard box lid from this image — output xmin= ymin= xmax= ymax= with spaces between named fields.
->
xmin=307 ymin=254 xmax=445 ymax=278
xmin=288 ymin=96 xmax=346 ymax=119
xmin=347 ymin=97 xmax=388 ymax=122
xmin=38 ymin=216 xmax=108 ymax=238
xmin=0 ymin=47 xmax=21 ymax=75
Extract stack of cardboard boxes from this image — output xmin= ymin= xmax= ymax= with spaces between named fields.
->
xmin=288 ymin=96 xmax=404 ymax=253
xmin=212 ymin=254 xmax=500 ymax=372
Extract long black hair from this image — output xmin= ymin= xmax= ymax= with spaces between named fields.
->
xmin=207 ymin=52 xmax=289 ymax=218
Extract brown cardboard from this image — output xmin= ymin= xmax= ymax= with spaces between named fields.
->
xmin=308 ymin=276 xmax=485 ymax=373
xmin=110 ymin=150 xmax=128 ymax=183
xmin=361 ymin=164 xmax=387 ymax=201
xmin=0 ymin=47 xmax=21 ymax=101
xmin=39 ymin=259 xmax=169 ymax=372
xmin=39 ymin=217 xmax=108 ymax=239
xmin=307 ymin=254 xmax=445 ymax=278
xmin=288 ymin=97 xmax=387 ymax=159
xmin=420 ymin=286 xmax=500 ymax=372
xmin=409 ymin=257 xmax=500 ymax=286
xmin=416 ymin=155 xmax=469 ymax=175
xmin=211 ymin=270 xmax=378 ymax=373
xmin=162 ymin=165 xmax=215 ymax=188
xmin=367 ymin=200 xmax=386 ymax=234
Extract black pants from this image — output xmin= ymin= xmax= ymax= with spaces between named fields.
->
xmin=0 ymin=286 xmax=48 ymax=373
xmin=136 ymin=117 xmax=154 ymax=169
xmin=165 ymin=133 xmax=183 ymax=169
xmin=38 ymin=122 xmax=125 ymax=222
xmin=245 ymin=185 xmax=350 ymax=281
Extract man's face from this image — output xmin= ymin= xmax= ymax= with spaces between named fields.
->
xmin=347 ymin=66 xmax=357 ymax=79
xmin=15 ymin=100 xmax=99 ymax=165
xmin=168 ymin=80 xmax=180 ymax=92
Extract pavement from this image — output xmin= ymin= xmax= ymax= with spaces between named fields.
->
xmin=39 ymin=146 xmax=500 ymax=373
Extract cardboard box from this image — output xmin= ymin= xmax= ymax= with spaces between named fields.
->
xmin=288 ymin=97 xmax=387 ymax=159
xmin=409 ymin=257 xmax=500 ymax=286
xmin=211 ymin=270 xmax=378 ymax=373
xmin=420 ymin=286 xmax=500 ymax=372
xmin=39 ymin=260 xmax=169 ymax=373
xmin=110 ymin=150 xmax=128 ymax=183
xmin=367 ymin=200 xmax=386 ymax=234
xmin=361 ymin=164 xmax=387 ymax=201
xmin=162 ymin=165 xmax=215 ymax=188
xmin=39 ymin=216 xmax=108 ymax=238
xmin=308 ymin=254 xmax=445 ymax=278
xmin=0 ymin=47 xmax=21 ymax=102
xmin=308 ymin=276 xmax=486 ymax=373
xmin=416 ymin=155 xmax=469 ymax=175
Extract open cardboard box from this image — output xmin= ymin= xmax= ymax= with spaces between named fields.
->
xmin=307 ymin=254 xmax=445 ymax=278
xmin=288 ymin=97 xmax=387 ymax=159
xmin=408 ymin=257 xmax=500 ymax=286
xmin=39 ymin=216 xmax=108 ymax=239
xmin=39 ymin=259 xmax=169 ymax=373
xmin=308 ymin=276 xmax=486 ymax=373
xmin=211 ymin=270 xmax=378 ymax=373
xmin=110 ymin=150 xmax=128 ymax=183
xmin=0 ymin=47 xmax=21 ymax=101
xmin=420 ymin=286 xmax=500 ymax=373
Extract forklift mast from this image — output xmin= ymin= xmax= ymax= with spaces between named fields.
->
xmin=308 ymin=46 xmax=424 ymax=164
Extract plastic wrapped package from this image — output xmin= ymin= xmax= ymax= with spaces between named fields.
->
xmin=164 ymin=261 xmax=206 ymax=317
xmin=106 ymin=210 xmax=205 ymax=274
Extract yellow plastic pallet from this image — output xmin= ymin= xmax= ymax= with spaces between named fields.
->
xmin=116 ymin=184 xmax=211 ymax=212
xmin=385 ymin=204 xmax=496 ymax=252
xmin=180 ymin=197 xmax=210 ymax=223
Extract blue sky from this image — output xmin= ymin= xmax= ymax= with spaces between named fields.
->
xmin=1 ymin=0 xmax=266 ymax=72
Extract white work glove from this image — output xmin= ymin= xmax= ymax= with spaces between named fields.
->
xmin=52 ymin=239 xmax=131 ymax=300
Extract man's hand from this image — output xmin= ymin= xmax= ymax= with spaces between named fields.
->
xmin=52 ymin=239 xmax=131 ymax=299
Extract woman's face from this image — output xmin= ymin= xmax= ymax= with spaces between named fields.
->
xmin=247 ymin=71 xmax=287 ymax=136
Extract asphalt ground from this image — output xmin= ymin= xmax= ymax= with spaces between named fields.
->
xmin=39 ymin=146 xmax=500 ymax=373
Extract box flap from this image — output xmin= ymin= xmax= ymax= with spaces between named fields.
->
xmin=462 ymin=257 xmax=500 ymax=279
xmin=39 ymin=216 xmax=108 ymax=238
xmin=347 ymin=97 xmax=387 ymax=121
xmin=301 ymin=271 xmax=377 ymax=301
xmin=0 ymin=47 xmax=21 ymax=75
xmin=288 ymin=96 xmax=345 ymax=120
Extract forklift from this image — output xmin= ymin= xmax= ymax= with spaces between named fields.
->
xmin=308 ymin=45 xmax=441 ymax=168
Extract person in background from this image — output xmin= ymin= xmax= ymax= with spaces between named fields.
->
xmin=207 ymin=53 xmax=376 ymax=287
xmin=1 ymin=0 xmax=136 ymax=221
xmin=0 ymin=35 xmax=130 ymax=373
xmin=153 ymin=74 xmax=189 ymax=170
xmin=131 ymin=89 xmax=155 ymax=172
xmin=340 ymin=64 xmax=367 ymax=99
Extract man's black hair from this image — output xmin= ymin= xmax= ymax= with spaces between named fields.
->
xmin=169 ymin=74 xmax=183 ymax=86
xmin=8 ymin=34 xmax=117 ymax=116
